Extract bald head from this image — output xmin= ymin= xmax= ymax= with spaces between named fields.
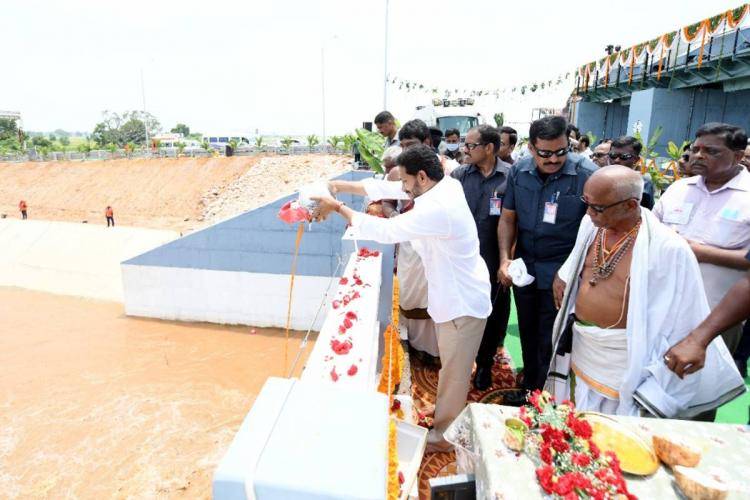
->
xmin=587 ymin=165 xmax=644 ymax=202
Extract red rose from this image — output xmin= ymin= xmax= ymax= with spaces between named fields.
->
xmin=339 ymin=277 xmax=348 ymax=285
xmin=572 ymin=453 xmax=591 ymax=468
xmin=540 ymin=444 xmax=553 ymax=464
xmin=347 ymin=364 xmax=358 ymax=376
xmin=566 ymin=413 xmax=593 ymax=439
xmin=553 ymin=473 xmax=574 ymax=496
xmin=605 ymin=451 xmax=621 ymax=472
xmin=535 ymin=466 xmax=555 ymax=494
xmin=589 ymin=442 xmax=601 ymax=459
xmin=529 ymin=390 xmax=543 ymax=411
xmin=551 ymin=438 xmax=569 ymax=453
xmin=345 ymin=311 xmax=358 ymax=321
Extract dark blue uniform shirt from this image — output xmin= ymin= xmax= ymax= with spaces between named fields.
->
xmin=503 ymin=154 xmax=596 ymax=289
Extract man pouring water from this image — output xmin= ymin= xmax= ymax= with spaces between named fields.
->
xmin=311 ymin=144 xmax=491 ymax=452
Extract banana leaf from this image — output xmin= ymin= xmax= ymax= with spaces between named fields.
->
xmin=355 ymin=128 xmax=385 ymax=173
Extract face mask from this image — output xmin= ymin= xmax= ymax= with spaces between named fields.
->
xmin=445 ymin=143 xmax=460 ymax=152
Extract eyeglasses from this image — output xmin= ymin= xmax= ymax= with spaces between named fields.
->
xmin=580 ymin=196 xmax=636 ymax=214
xmin=463 ymin=142 xmax=486 ymax=150
xmin=534 ymin=147 xmax=568 ymax=158
xmin=608 ymin=152 xmax=637 ymax=161
xmin=591 ymin=152 xmax=607 ymax=159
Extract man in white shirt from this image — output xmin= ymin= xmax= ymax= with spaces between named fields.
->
xmin=313 ymin=144 xmax=492 ymax=451
xmin=653 ymin=123 xmax=750 ymax=355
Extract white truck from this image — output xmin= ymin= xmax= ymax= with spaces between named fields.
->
xmin=413 ymin=98 xmax=488 ymax=139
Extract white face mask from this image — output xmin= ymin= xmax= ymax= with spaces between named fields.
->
xmin=445 ymin=143 xmax=460 ymax=152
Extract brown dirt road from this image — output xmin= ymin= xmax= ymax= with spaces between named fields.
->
xmin=0 ymin=288 xmax=315 ymax=499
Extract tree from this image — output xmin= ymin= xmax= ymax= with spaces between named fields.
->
xmin=327 ymin=135 xmax=341 ymax=152
xmin=171 ymin=123 xmax=190 ymax=137
xmin=176 ymin=141 xmax=186 ymax=156
xmin=0 ymin=117 xmax=22 ymax=151
xmin=306 ymin=134 xmax=320 ymax=152
xmin=91 ymin=110 xmax=161 ymax=148
xmin=31 ymin=136 xmax=52 ymax=148
xmin=280 ymin=136 xmax=294 ymax=152
xmin=254 ymin=136 xmax=264 ymax=149
xmin=120 ymin=118 xmax=148 ymax=145
xmin=59 ymin=136 xmax=70 ymax=147
xmin=493 ymin=112 xmax=504 ymax=127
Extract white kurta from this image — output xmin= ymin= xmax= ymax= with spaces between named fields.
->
xmin=397 ymin=240 xmax=439 ymax=357
xmin=547 ymin=209 xmax=745 ymax=418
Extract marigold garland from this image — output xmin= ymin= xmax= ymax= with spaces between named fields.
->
xmin=392 ymin=276 xmax=400 ymax=329
xmin=380 ymin=275 xmax=405 ymax=499
xmin=386 ymin=419 xmax=400 ymax=499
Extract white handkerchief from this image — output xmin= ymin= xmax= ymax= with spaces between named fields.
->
xmin=508 ymin=258 xmax=535 ymax=287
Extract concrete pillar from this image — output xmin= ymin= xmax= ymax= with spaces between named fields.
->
xmin=628 ymin=88 xmax=694 ymax=155
xmin=574 ymin=100 xmax=607 ymax=139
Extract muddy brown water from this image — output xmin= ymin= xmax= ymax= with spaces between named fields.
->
xmin=0 ymin=287 xmax=314 ymax=499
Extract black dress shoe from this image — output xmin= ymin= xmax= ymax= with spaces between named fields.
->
xmin=735 ymin=358 xmax=748 ymax=379
xmin=502 ymin=389 xmax=529 ymax=407
xmin=473 ymin=365 xmax=493 ymax=391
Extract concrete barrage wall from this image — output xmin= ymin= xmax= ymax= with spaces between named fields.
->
xmin=0 ymin=219 xmax=177 ymax=301
xmin=122 ymin=171 xmax=395 ymax=332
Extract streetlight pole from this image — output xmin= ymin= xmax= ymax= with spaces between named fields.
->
xmin=321 ymin=46 xmax=326 ymax=151
xmin=141 ymin=69 xmax=150 ymax=155
xmin=383 ymin=0 xmax=389 ymax=110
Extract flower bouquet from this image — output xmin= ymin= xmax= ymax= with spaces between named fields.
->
xmin=512 ymin=391 xmax=637 ymax=500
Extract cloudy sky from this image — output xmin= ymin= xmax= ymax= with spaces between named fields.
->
xmin=3 ymin=0 xmax=742 ymax=136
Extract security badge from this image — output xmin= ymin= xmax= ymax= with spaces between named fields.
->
xmin=489 ymin=191 xmax=502 ymax=216
xmin=543 ymin=191 xmax=560 ymax=224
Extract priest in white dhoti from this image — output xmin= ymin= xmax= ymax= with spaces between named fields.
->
xmin=547 ymin=166 xmax=744 ymax=418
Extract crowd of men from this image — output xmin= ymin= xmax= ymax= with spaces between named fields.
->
xmin=313 ymin=111 xmax=749 ymax=452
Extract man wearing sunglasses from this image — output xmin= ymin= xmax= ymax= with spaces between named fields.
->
xmin=590 ymin=140 xmax=611 ymax=168
xmin=547 ymin=165 xmax=743 ymax=418
xmin=608 ymin=136 xmax=655 ymax=210
xmin=497 ymin=115 xmax=596 ymax=405
xmin=654 ymin=123 xmax=750 ymax=387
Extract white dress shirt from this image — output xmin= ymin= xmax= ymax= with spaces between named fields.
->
xmin=348 ymin=177 xmax=491 ymax=323
xmin=653 ymin=168 xmax=750 ymax=309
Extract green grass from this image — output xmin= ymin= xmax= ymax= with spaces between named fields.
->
xmin=504 ymin=297 xmax=749 ymax=424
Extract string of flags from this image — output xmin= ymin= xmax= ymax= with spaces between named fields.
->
xmin=387 ymin=72 xmax=574 ymax=99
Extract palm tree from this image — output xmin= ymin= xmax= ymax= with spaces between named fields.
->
xmin=306 ymin=134 xmax=320 ymax=152
xmin=327 ymin=135 xmax=341 ymax=153
xmin=280 ymin=136 xmax=294 ymax=153
xmin=254 ymin=136 xmax=264 ymax=150
xmin=176 ymin=141 xmax=186 ymax=156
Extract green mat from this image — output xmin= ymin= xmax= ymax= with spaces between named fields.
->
xmin=504 ymin=298 xmax=749 ymax=424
